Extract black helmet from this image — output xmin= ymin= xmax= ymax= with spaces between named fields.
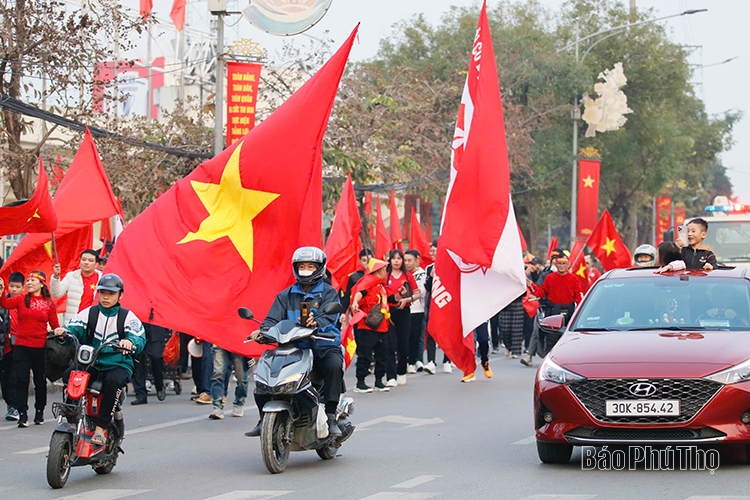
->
xmin=96 ymin=273 xmax=124 ymax=293
xmin=292 ymin=247 xmax=327 ymax=286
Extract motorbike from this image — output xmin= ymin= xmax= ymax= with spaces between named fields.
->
xmin=239 ymin=304 xmax=355 ymax=474
xmin=46 ymin=332 xmax=133 ymax=489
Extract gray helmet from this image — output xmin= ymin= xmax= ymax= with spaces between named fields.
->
xmin=633 ymin=244 xmax=657 ymax=267
xmin=292 ymin=247 xmax=327 ymax=286
xmin=96 ymin=273 xmax=124 ymax=293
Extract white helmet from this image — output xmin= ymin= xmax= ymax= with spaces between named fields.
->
xmin=633 ymin=244 xmax=657 ymax=267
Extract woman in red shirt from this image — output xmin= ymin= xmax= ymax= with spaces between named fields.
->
xmin=384 ymin=250 xmax=420 ymax=387
xmin=0 ymin=270 xmax=59 ymax=427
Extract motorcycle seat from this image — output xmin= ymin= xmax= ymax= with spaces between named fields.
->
xmin=88 ymin=381 xmax=103 ymax=394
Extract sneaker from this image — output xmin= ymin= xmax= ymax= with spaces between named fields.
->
xmin=222 ymin=396 xmax=227 ymax=406
xmin=511 ymin=354 xmax=519 ymax=359
xmin=327 ymin=414 xmax=342 ymax=437
xmin=443 ymin=362 xmax=453 ymax=374
xmin=461 ymin=373 xmax=476 ymax=383
xmin=520 ymin=357 xmax=533 ymax=367
xmin=191 ymin=386 xmax=198 ymax=396
xmin=491 ymin=347 xmax=501 ymax=354
xmin=353 ymin=381 xmax=373 ymax=393
xmin=505 ymin=349 xmax=511 ymax=357
xmin=415 ymin=361 xmax=424 ymax=372
xmin=374 ymin=380 xmax=390 ymax=392
xmin=18 ymin=413 xmax=28 ymax=428
xmin=423 ymin=361 xmax=436 ymax=375
xmin=209 ymin=407 xmax=224 ymax=419
xmin=195 ymin=393 xmax=212 ymax=405
xmin=232 ymin=405 xmax=244 ymax=417
xmin=130 ymin=399 xmax=147 ymax=406
xmin=482 ymin=361 xmax=493 ymax=379
xmin=5 ymin=407 xmax=19 ymax=421
xmin=34 ymin=410 xmax=44 ymax=425
xmin=385 ymin=378 xmax=398 ymax=388
xmin=406 ymin=364 xmax=417 ymax=374
xmin=156 ymin=389 xmax=167 ymax=401
xmin=396 ymin=374 xmax=406 ymax=386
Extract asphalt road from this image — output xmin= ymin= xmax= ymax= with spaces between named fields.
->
xmin=1 ymin=353 xmax=749 ymax=500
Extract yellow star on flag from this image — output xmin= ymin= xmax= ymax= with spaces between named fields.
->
xmin=576 ymin=264 xmax=587 ymax=278
xmin=178 ymin=142 xmax=280 ymax=271
xmin=582 ymin=176 xmax=595 ymax=188
xmin=27 ymin=209 xmax=41 ymax=222
xmin=601 ymin=237 xmax=617 ymax=257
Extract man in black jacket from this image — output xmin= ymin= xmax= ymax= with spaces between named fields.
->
xmin=341 ymin=249 xmax=373 ymax=311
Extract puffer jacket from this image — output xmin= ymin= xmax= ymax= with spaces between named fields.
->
xmin=50 ymin=269 xmax=102 ymax=323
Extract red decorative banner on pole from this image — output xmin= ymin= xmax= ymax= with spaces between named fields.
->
xmin=655 ymin=195 xmax=672 ymax=245
xmin=674 ymin=206 xmax=687 ymax=227
xmin=576 ymin=158 xmax=601 ymax=238
xmin=226 ymin=62 xmax=262 ymax=146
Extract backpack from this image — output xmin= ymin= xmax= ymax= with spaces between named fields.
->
xmin=86 ymin=305 xmax=130 ymax=345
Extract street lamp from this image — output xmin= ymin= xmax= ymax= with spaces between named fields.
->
xmin=558 ymin=8 xmax=707 ymax=245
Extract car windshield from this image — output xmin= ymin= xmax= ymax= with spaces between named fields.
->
xmin=570 ymin=276 xmax=750 ymax=331
xmin=703 ymin=220 xmax=750 ymax=263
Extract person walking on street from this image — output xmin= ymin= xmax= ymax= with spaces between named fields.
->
xmin=341 ymin=249 xmax=373 ymax=311
xmin=423 ymin=241 xmax=451 ymax=374
xmin=462 ymin=322 xmax=493 ymax=382
xmin=404 ymin=250 xmax=426 ymax=374
xmin=208 ymin=346 xmax=250 ymax=420
xmin=130 ymin=322 xmax=168 ymax=405
xmin=0 ymin=271 xmax=59 ymax=427
xmin=50 ymin=249 xmax=102 ymax=323
xmin=1 ymin=272 xmax=24 ymax=421
xmin=385 ymin=249 xmax=419 ymax=387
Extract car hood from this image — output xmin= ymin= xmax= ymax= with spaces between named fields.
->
xmin=552 ymin=330 xmax=750 ymax=379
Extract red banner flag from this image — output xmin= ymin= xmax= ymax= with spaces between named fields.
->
xmin=51 ymin=155 xmax=65 ymax=189
xmin=517 ymin=223 xmax=527 ymax=252
xmin=389 ymin=189 xmax=403 ymax=251
xmin=655 ymin=195 xmax=671 ymax=245
xmin=226 ymin=62 xmax=263 ymax=147
xmin=546 ymin=236 xmax=559 ymax=261
xmin=409 ymin=207 xmax=432 ymax=266
xmin=139 ymin=0 xmax=152 ymax=19
xmin=587 ymin=210 xmax=633 ymax=271
xmin=577 ymin=158 xmax=601 ymax=238
xmin=169 ymin=0 xmax=186 ymax=31
xmin=106 ymin=27 xmax=358 ymax=358
xmin=0 ymin=158 xmax=57 ymax=236
xmin=375 ymin=195 xmax=390 ymax=260
xmin=675 ymin=206 xmax=687 ymax=227
xmin=324 ymin=174 xmax=362 ymax=290
xmin=427 ymin=2 xmax=526 ymax=377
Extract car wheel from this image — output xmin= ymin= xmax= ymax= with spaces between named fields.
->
xmin=536 ymin=439 xmax=573 ymax=464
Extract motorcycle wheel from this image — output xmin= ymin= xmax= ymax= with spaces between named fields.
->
xmin=316 ymin=446 xmax=337 ymax=460
xmin=260 ymin=412 xmax=290 ymax=474
xmin=46 ymin=432 xmax=73 ymax=489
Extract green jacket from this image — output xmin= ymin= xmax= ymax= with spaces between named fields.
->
xmin=63 ymin=304 xmax=146 ymax=377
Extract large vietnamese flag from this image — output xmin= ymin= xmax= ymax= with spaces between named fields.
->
xmin=107 ymin=27 xmax=359 ymax=357
xmin=427 ymin=2 xmax=526 ymax=376
xmin=324 ymin=173 xmax=362 ymax=290
xmin=1 ymin=130 xmax=119 ymax=285
xmin=0 ymin=158 xmax=57 ymax=236
xmin=587 ymin=210 xmax=633 ymax=271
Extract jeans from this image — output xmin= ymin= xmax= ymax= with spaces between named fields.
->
xmin=475 ymin=322 xmax=489 ymax=364
xmin=408 ymin=313 xmax=425 ymax=364
xmin=426 ymin=330 xmax=450 ymax=364
xmin=201 ymin=342 xmax=214 ymax=395
xmin=210 ymin=347 xmax=249 ymax=408
xmin=10 ymin=346 xmax=46 ymax=415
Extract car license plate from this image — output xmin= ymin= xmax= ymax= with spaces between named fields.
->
xmin=605 ymin=400 xmax=680 ymax=417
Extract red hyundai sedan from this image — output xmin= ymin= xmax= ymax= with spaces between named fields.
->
xmin=534 ymin=267 xmax=750 ymax=463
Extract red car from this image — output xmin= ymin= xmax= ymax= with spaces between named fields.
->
xmin=534 ymin=267 xmax=750 ymax=463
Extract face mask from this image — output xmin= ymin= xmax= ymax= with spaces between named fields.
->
xmin=298 ymin=269 xmax=314 ymax=277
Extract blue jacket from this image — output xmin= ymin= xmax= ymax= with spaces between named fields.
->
xmin=262 ymin=281 xmax=341 ymax=350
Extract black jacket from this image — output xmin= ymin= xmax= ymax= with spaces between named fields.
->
xmin=341 ymin=270 xmax=365 ymax=311
xmin=681 ymin=246 xmax=717 ymax=269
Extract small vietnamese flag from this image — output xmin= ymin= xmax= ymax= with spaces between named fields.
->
xmin=546 ymin=236 xmax=559 ymax=261
xmin=170 ymin=0 xmax=186 ymax=31
xmin=587 ymin=210 xmax=633 ymax=271
xmin=375 ymin=195 xmax=390 ymax=260
xmin=324 ymin=174 xmax=362 ymax=290
xmin=389 ymin=189 xmax=403 ymax=251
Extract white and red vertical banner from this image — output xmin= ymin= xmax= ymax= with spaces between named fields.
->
xmin=655 ymin=195 xmax=672 ymax=245
xmin=226 ymin=62 xmax=263 ymax=146
xmin=427 ymin=1 xmax=526 ymax=376
xmin=576 ymin=158 xmax=601 ymax=238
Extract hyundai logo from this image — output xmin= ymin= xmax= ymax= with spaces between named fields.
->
xmin=628 ymin=382 xmax=657 ymax=397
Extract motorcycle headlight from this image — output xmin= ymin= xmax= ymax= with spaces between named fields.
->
xmin=704 ymin=358 xmax=750 ymax=385
xmin=281 ymin=373 xmax=303 ymax=385
xmin=538 ymin=357 xmax=585 ymax=385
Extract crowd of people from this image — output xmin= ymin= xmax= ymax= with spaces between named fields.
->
xmin=0 ymin=216 xmax=719 ymax=434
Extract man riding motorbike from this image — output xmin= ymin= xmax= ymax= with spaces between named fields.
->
xmin=245 ymin=247 xmax=344 ymax=438
xmin=54 ymin=274 xmax=145 ymax=446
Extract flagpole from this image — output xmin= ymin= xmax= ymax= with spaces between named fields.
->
xmin=50 ymin=233 xmax=59 ymax=264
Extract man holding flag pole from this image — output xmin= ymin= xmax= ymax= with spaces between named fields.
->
xmin=427 ymin=1 xmax=527 ymax=382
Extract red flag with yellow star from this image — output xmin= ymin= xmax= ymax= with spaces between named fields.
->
xmin=587 ymin=210 xmax=632 ymax=271
xmin=389 ymin=189 xmax=403 ymax=251
xmin=106 ymin=26 xmax=359 ymax=357
xmin=576 ymin=158 xmax=600 ymax=238
xmin=0 ymin=158 xmax=57 ymax=236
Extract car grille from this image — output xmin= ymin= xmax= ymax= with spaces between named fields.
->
xmin=565 ymin=426 xmax=726 ymax=441
xmin=567 ymin=378 xmax=722 ymax=424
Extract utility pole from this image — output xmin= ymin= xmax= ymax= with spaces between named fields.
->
xmin=214 ymin=12 xmax=225 ymax=156
xmin=569 ymin=18 xmax=580 ymax=246
xmin=146 ymin=23 xmax=153 ymax=120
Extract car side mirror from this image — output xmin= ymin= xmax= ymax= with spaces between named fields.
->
xmin=238 ymin=307 xmax=254 ymax=320
xmin=539 ymin=314 xmax=566 ymax=331
xmin=321 ymin=302 xmax=344 ymax=315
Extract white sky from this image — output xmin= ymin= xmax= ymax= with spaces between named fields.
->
xmin=126 ymin=0 xmax=747 ymax=200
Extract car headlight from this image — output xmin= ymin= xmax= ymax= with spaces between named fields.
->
xmin=704 ymin=358 xmax=750 ymax=385
xmin=538 ymin=357 xmax=585 ymax=385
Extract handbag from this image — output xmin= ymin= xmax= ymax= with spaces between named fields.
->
xmin=364 ymin=307 xmax=385 ymax=330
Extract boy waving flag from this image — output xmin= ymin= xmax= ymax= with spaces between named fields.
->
xmin=427 ymin=1 xmax=526 ymax=380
